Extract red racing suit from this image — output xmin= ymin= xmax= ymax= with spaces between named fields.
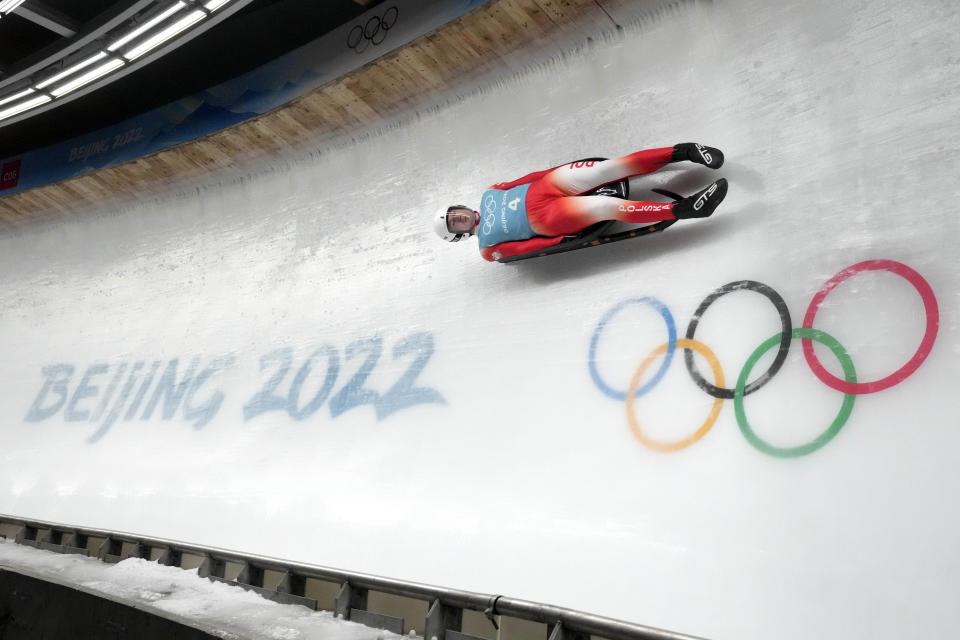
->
xmin=479 ymin=147 xmax=678 ymax=261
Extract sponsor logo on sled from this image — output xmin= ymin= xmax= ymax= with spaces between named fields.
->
xmin=695 ymin=143 xmax=713 ymax=165
xmin=618 ymin=203 xmax=670 ymax=213
xmin=694 ymin=183 xmax=718 ymax=211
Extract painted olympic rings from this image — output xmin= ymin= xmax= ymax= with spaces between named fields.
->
xmin=802 ymin=259 xmax=939 ymax=394
xmin=684 ymin=280 xmax=792 ymax=399
xmin=588 ymin=297 xmax=676 ymax=401
xmin=347 ymin=6 xmax=399 ymax=53
xmin=589 ymin=260 xmax=939 ymax=457
xmin=736 ymin=328 xmax=856 ymax=458
xmin=627 ymin=339 xmax=725 ymax=452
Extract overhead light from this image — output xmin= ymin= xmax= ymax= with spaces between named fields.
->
xmin=51 ymin=58 xmax=125 ymax=97
xmin=0 ymin=0 xmax=237 ymax=124
xmin=36 ymin=52 xmax=109 ymax=89
xmin=0 ymin=0 xmax=27 ymax=16
xmin=124 ymin=9 xmax=206 ymax=60
xmin=0 ymin=94 xmax=52 ymax=122
xmin=107 ymin=2 xmax=186 ymax=52
xmin=0 ymin=88 xmax=35 ymax=108
xmin=204 ymin=0 xmax=234 ymax=11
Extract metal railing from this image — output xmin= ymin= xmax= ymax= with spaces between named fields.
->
xmin=0 ymin=513 xmax=707 ymax=640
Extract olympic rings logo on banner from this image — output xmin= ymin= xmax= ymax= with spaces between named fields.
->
xmin=587 ymin=260 xmax=939 ymax=458
xmin=347 ymin=6 xmax=399 ymax=54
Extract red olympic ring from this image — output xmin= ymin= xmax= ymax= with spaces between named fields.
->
xmin=802 ymin=259 xmax=939 ymax=394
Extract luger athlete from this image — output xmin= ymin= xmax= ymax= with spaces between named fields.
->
xmin=433 ymin=143 xmax=728 ymax=261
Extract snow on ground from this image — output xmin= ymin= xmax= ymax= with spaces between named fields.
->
xmin=0 ymin=539 xmax=405 ymax=640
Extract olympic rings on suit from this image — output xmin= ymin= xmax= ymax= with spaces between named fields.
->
xmin=347 ymin=5 xmax=399 ymax=53
xmin=589 ymin=260 xmax=938 ymax=457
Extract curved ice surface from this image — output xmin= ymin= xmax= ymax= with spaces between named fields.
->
xmin=0 ymin=1 xmax=957 ymax=638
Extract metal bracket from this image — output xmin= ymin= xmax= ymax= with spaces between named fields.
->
xmin=277 ymin=570 xmax=307 ymax=598
xmin=483 ymin=595 xmax=502 ymax=630
xmin=14 ymin=525 xmax=36 ymax=544
xmin=236 ymin=561 xmax=264 ymax=588
xmin=548 ymin=621 xmax=590 ymax=640
xmin=155 ymin=545 xmax=182 ymax=567
xmin=425 ymin=599 xmax=463 ymax=640
xmin=335 ymin=581 xmax=368 ymax=619
xmin=98 ymin=536 xmax=124 ymax=562
xmin=197 ymin=553 xmax=225 ymax=579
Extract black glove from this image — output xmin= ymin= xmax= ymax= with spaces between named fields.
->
xmin=672 ymin=179 xmax=728 ymax=219
xmin=672 ymin=143 xmax=724 ymax=169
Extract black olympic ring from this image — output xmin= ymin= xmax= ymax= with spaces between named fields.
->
xmin=347 ymin=6 xmax=399 ymax=53
xmin=684 ymin=280 xmax=792 ymax=399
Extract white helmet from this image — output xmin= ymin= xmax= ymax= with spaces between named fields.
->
xmin=433 ymin=205 xmax=473 ymax=242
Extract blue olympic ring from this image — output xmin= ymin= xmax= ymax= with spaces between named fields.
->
xmin=588 ymin=296 xmax=676 ymax=400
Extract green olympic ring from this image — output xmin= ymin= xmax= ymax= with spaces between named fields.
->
xmin=734 ymin=328 xmax=857 ymax=458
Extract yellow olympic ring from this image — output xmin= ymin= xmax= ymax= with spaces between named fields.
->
xmin=625 ymin=339 xmax=725 ymax=452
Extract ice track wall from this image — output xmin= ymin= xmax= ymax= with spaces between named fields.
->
xmin=1 ymin=1 xmax=959 ymax=639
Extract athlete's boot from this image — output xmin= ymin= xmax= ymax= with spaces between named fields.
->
xmin=672 ymin=178 xmax=728 ymax=219
xmin=671 ymin=143 xmax=724 ymax=169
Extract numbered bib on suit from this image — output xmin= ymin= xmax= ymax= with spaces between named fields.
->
xmin=477 ymin=184 xmax=535 ymax=249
